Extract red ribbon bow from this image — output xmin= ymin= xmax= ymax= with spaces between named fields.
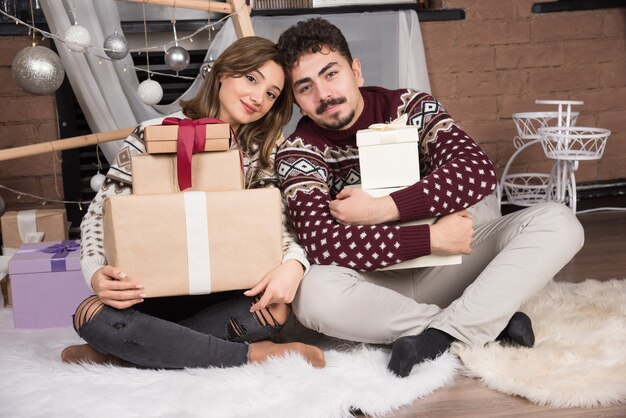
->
xmin=161 ymin=117 xmax=225 ymax=191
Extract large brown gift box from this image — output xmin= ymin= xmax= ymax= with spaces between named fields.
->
xmin=1 ymin=209 xmax=69 ymax=253
xmin=103 ymin=189 xmax=283 ymax=297
xmin=144 ymin=124 xmax=230 ymax=154
xmin=131 ymin=150 xmax=244 ymax=195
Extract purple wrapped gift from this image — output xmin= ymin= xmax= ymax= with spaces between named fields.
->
xmin=8 ymin=240 xmax=93 ymax=329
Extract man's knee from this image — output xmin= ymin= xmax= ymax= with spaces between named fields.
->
xmin=538 ymin=202 xmax=585 ymax=251
xmin=292 ymin=265 xmax=359 ymax=332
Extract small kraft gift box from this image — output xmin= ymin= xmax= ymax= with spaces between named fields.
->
xmin=103 ymin=188 xmax=283 ymax=298
xmin=356 ymin=115 xmax=420 ymax=190
xmin=131 ymin=150 xmax=244 ymax=194
xmin=1 ymin=208 xmax=69 ymax=255
xmin=143 ymin=118 xmax=231 ymax=154
xmin=8 ymin=240 xmax=93 ymax=329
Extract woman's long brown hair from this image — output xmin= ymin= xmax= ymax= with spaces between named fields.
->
xmin=180 ymin=36 xmax=293 ymax=168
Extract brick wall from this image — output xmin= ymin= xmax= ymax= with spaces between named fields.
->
xmin=422 ymin=0 xmax=626 ymax=183
xmin=0 ymin=37 xmax=64 ymax=213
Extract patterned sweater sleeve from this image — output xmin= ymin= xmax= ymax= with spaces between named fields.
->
xmin=276 ymin=139 xmax=430 ymax=271
xmin=79 ymin=127 xmax=146 ymax=290
xmin=390 ymin=91 xmax=497 ymax=221
xmin=246 ymin=146 xmax=311 ymax=275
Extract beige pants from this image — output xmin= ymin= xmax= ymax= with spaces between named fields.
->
xmin=292 ymin=202 xmax=584 ymax=346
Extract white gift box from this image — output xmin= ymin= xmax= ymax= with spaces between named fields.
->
xmin=356 ymin=125 xmax=420 ymax=190
xmin=344 ymin=186 xmax=462 ymax=271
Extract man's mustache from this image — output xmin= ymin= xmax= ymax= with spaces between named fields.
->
xmin=316 ymin=97 xmax=347 ymax=115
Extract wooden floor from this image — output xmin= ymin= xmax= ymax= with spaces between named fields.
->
xmin=368 ymin=209 xmax=626 ymax=418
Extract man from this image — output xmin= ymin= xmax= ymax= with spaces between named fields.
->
xmin=275 ymin=18 xmax=584 ymax=377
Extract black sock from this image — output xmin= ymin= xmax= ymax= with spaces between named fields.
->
xmin=387 ymin=328 xmax=456 ymax=378
xmin=496 ymin=311 xmax=535 ymax=347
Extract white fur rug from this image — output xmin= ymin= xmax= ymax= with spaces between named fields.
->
xmin=0 ymin=309 xmax=459 ymax=418
xmin=452 ymin=279 xmax=626 ymax=408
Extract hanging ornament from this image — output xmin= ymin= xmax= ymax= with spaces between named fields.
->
xmin=89 ymin=173 xmax=106 ymax=193
xmin=12 ymin=45 xmax=65 ymax=95
xmin=63 ymin=24 xmax=91 ymax=52
xmin=165 ymin=46 xmax=190 ymax=72
xmin=0 ymin=195 xmax=5 ymax=216
xmin=138 ymin=79 xmax=163 ymax=105
xmin=103 ymin=30 xmax=129 ymax=60
xmin=200 ymin=62 xmax=212 ymax=79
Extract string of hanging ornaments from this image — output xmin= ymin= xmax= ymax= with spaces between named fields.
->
xmin=2 ymin=0 xmax=235 ymax=103
xmin=0 ymin=0 xmax=235 ymax=212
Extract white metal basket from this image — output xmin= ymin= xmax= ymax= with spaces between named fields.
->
xmin=502 ymin=173 xmax=550 ymax=206
xmin=538 ymin=127 xmax=611 ymax=161
xmin=512 ymin=111 xmax=579 ymax=142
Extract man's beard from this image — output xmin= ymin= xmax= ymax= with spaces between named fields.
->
xmin=315 ymin=97 xmax=355 ymax=130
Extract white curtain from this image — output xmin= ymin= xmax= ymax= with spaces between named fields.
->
xmin=40 ymin=1 xmax=429 ymax=163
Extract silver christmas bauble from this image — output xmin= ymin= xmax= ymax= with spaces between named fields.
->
xmin=200 ymin=62 xmax=212 ymax=79
xmin=63 ymin=24 xmax=91 ymax=52
xmin=165 ymin=46 xmax=190 ymax=72
xmin=90 ymin=172 xmax=106 ymax=192
xmin=138 ymin=79 xmax=163 ymax=105
xmin=12 ymin=45 xmax=65 ymax=95
xmin=103 ymin=30 xmax=129 ymax=60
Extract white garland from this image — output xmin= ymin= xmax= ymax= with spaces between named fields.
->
xmin=0 ymin=5 xmax=237 ymax=80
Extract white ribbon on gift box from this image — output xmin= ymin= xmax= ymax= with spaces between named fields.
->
xmin=367 ymin=113 xmax=409 ymax=131
xmin=17 ymin=210 xmax=45 ymax=244
xmin=2 ymin=210 xmax=46 ymax=256
xmin=183 ymin=192 xmax=212 ymax=295
xmin=359 ymin=114 xmax=417 ymax=146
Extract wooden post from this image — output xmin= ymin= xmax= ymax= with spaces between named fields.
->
xmin=126 ymin=0 xmax=254 ymax=38
xmin=228 ymin=0 xmax=255 ymax=38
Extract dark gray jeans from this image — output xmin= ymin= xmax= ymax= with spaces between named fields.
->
xmin=75 ymin=292 xmax=281 ymax=369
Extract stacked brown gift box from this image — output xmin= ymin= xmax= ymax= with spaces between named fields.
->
xmin=104 ymin=119 xmax=283 ymax=298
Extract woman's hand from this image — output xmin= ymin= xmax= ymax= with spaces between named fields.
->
xmin=90 ymin=265 xmax=145 ymax=309
xmin=245 ymin=259 xmax=304 ymax=312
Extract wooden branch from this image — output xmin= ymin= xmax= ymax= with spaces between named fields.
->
xmin=124 ymin=0 xmax=234 ymax=14
xmin=0 ymin=128 xmax=134 ymax=162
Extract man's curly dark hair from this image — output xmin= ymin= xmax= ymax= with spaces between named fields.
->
xmin=277 ymin=18 xmax=353 ymax=69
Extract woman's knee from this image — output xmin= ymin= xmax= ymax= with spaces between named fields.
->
xmin=73 ymin=295 xmax=105 ymax=332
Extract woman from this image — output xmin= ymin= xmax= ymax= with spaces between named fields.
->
xmin=61 ymin=36 xmax=324 ymax=369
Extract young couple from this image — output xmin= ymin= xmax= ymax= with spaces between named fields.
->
xmin=63 ymin=19 xmax=584 ymax=377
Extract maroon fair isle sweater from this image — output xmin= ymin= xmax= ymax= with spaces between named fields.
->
xmin=276 ymin=86 xmax=497 ymax=271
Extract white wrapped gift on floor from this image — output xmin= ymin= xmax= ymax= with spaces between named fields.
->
xmin=356 ymin=115 xmax=420 ymax=190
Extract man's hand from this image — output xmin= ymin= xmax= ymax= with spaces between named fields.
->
xmin=91 ymin=265 xmax=145 ymax=310
xmin=329 ymin=188 xmax=400 ymax=225
xmin=429 ymin=210 xmax=474 ymax=255
xmin=245 ymin=260 xmax=305 ymax=312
